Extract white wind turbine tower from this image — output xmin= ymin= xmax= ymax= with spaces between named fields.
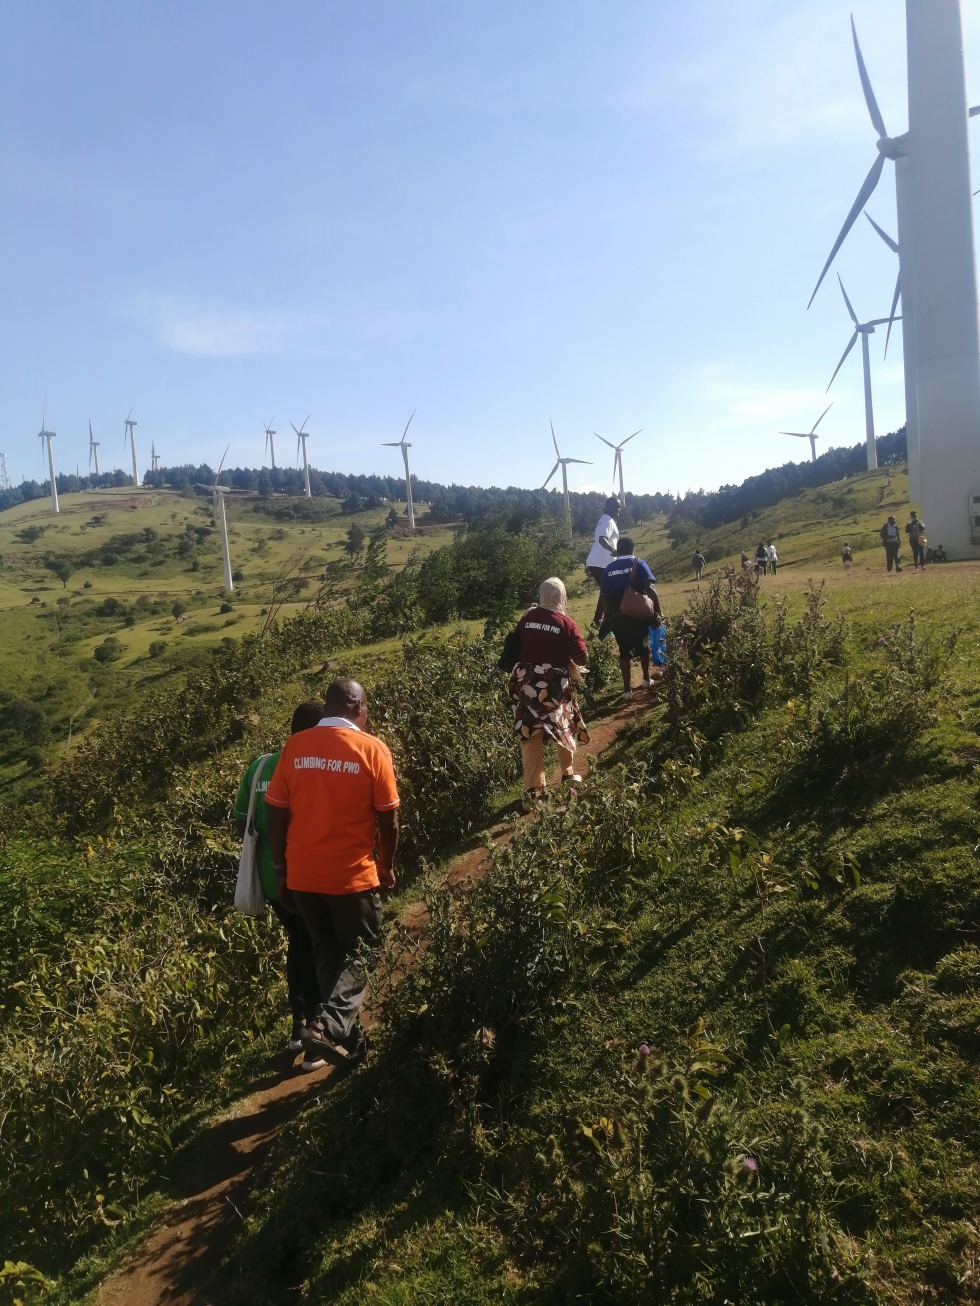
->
xmin=38 ymin=413 xmax=59 ymax=513
xmin=594 ymin=428 xmax=642 ymax=502
xmin=826 ymin=277 xmax=898 ymax=471
xmin=88 ymin=420 xmax=100 ymax=475
xmin=0 ymin=454 xmax=11 ymax=491
xmin=263 ymin=418 xmax=277 ymax=469
xmin=290 ymin=416 xmax=312 ymax=498
xmin=196 ymin=445 xmax=236 ymax=593
xmin=382 ymin=410 xmax=417 ymax=531
xmin=780 ymin=403 xmax=833 ymax=463
xmin=151 ymin=443 xmax=161 ymax=473
xmin=543 ymin=421 xmax=591 ymax=544
xmin=124 ymin=410 xmax=139 ymax=487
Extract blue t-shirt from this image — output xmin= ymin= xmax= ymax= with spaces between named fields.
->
xmin=600 ymin=555 xmax=655 ymax=596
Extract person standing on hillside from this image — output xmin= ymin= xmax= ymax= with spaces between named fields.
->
xmin=692 ymin=547 xmax=705 ymax=582
xmin=265 ymin=678 xmax=399 ymax=1072
xmin=767 ymin=540 xmax=778 ymax=575
xmin=754 ymin=542 xmax=768 ymax=576
xmin=905 ymin=511 xmax=927 ymax=570
xmin=596 ymin=537 xmax=661 ymax=701
xmin=585 ymin=497 xmax=620 ymax=587
xmin=509 ymin=577 xmax=590 ymax=802
xmin=880 ymin=515 xmax=903 ymax=572
xmin=233 ymin=700 xmax=324 ymax=1053
xmin=841 ymin=543 xmax=853 ymax=570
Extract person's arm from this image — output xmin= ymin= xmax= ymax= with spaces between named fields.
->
xmin=568 ymin=619 xmax=589 ymax=666
xmin=234 ymin=818 xmax=247 ymax=839
xmin=376 ymin=808 xmax=399 ymax=889
xmin=266 ymin=803 xmax=295 ymax=911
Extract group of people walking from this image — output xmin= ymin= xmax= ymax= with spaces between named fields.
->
xmin=233 ymin=499 xmax=664 ymax=1056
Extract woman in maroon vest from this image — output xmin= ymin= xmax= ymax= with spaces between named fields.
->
xmin=508 ymin=577 xmax=590 ymax=802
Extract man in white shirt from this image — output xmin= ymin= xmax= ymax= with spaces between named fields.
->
xmin=585 ymin=497 xmax=621 ymax=586
xmin=767 ymin=541 xmax=778 ymax=575
xmin=879 ymin=515 xmax=903 ymax=572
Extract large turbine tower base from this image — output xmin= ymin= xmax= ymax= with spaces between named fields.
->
xmin=907 ymin=0 xmax=980 ymax=556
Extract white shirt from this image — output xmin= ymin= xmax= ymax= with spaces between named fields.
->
xmin=586 ymin=514 xmax=619 ymax=571
xmin=767 ymin=544 xmax=778 ymax=561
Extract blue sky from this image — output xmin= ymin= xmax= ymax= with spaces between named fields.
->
xmin=3 ymin=1 xmax=980 ymax=497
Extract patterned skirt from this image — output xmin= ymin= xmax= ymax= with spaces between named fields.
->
xmin=508 ymin=661 xmax=591 ymax=752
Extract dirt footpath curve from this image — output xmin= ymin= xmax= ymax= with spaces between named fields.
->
xmin=98 ymin=683 xmax=656 ymax=1306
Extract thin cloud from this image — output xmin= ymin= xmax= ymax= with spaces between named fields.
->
xmin=145 ymin=300 xmax=327 ymax=357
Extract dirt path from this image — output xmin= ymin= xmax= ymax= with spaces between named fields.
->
xmin=97 ymin=681 xmax=656 ymax=1306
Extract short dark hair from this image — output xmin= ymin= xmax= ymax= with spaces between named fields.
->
xmin=617 ymin=536 xmax=634 ymax=556
xmin=605 ymin=497 xmax=620 ymax=516
xmin=323 ymin=677 xmax=366 ymax=718
xmin=291 ymin=700 xmax=325 ymax=734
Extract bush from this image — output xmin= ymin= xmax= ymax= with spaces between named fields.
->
xmin=92 ymin=638 xmax=121 ymax=664
xmin=220 ymin=602 xmax=234 ymax=614
xmin=148 ymin=641 xmax=167 ymax=658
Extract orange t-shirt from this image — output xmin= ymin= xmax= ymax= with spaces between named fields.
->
xmin=264 ymin=720 xmax=400 ymax=895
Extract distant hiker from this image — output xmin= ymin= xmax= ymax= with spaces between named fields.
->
xmin=596 ymin=537 xmax=661 ymax=701
xmin=692 ymin=548 xmax=705 ymax=582
xmin=740 ymin=551 xmax=751 ymax=573
xmin=585 ymin=497 xmax=621 ymax=587
xmin=233 ymin=700 xmax=324 ymax=1053
xmin=767 ymin=540 xmax=778 ymax=574
xmin=841 ymin=543 xmax=853 ymax=570
xmin=509 ymin=577 xmax=590 ymax=802
xmin=754 ymin=542 xmax=768 ymax=576
xmin=265 ymin=678 xmax=399 ymax=1072
xmin=880 ymin=515 xmax=903 ymax=572
xmin=905 ymin=511 xmax=927 ymax=570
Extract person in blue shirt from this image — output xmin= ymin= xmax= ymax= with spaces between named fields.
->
xmin=596 ymin=537 xmax=661 ymax=701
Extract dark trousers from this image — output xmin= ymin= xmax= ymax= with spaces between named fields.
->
xmin=586 ymin=565 xmax=606 ymax=587
xmin=885 ymin=541 xmax=902 ymax=572
xmin=293 ymin=888 xmax=383 ymax=1042
xmin=911 ymin=539 xmax=925 ymax=567
xmin=270 ymin=898 xmax=320 ymax=1022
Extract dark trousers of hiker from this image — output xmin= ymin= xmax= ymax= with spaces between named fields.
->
xmin=270 ymin=899 xmax=320 ymax=1023
xmin=911 ymin=539 xmax=925 ymax=568
xmin=293 ymin=888 xmax=383 ymax=1043
xmin=769 ymin=561 xmax=777 ymax=574
xmin=885 ymin=541 xmax=902 ymax=572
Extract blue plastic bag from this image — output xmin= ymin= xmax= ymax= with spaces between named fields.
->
xmin=650 ymin=623 xmax=667 ymax=667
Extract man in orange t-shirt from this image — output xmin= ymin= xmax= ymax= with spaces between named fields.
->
xmin=265 ymin=677 xmax=399 ymax=1069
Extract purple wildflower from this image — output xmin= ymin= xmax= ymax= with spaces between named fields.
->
xmin=877 ymin=635 xmax=886 ymax=646
xmin=740 ymin=1155 xmax=758 ymax=1172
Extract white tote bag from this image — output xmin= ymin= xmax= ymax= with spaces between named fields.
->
xmin=234 ymin=754 xmax=271 ymax=917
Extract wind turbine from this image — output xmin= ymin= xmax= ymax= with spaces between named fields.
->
xmin=826 ymin=277 xmax=898 ymax=472
xmin=542 ymin=421 xmax=591 ymax=543
xmin=382 ymin=411 xmax=417 ymax=531
xmin=594 ymin=428 xmax=642 ymax=502
xmin=151 ymin=442 xmax=161 ymax=473
xmin=38 ymin=412 xmax=59 ymax=513
xmin=195 ymin=445 xmax=236 ymax=592
xmin=88 ymin=420 xmax=100 ymax=475
xmin=780 ymin=403 xmax=833 ymax=463
xmin=124 ymin=410 xmax=139 ymax=487
xmin=263 ymin=418 xmax=277 ymax=469
xmin=290 ymin=416 xmax=312 ymax=498
xmin=0 ymin=454 xmax=10 ymax=491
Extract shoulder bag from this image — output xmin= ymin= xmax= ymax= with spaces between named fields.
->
xmin=234 ymin=754 xmax=271 ymax=917
xmin=620 ymin=558 xmax=661 ymax=623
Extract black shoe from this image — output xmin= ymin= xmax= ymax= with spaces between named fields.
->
xmin=341 ymin=1020 xmax=369 ymax=1069
xmin=301 ymin=1022 xmax=347 ymax=1069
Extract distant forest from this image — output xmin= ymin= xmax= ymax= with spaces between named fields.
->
xmin=1 ymin=427 xmax=907 ymax=535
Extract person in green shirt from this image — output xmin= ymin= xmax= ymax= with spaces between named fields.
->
xmin=233 ymin=699 xmax=325 ymax=1051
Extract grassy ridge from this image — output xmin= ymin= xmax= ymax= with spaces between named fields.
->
xmin=209 ymin=569 xmax=980 ymax=1305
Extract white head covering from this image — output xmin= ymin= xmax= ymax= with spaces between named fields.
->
xmin=538 ymin=576 xmax=567 ymax=614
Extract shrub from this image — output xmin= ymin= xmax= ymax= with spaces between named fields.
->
xmin=220 ymin=602 xmax=234 ymax=614
xmin=148 ymin=641 xmax=167 ymax=658
xmin=92 ymin=638 xmax=121 ymax=664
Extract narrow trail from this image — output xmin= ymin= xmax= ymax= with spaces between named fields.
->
xmin=98 ymin=681 xmax=657 ymax=1306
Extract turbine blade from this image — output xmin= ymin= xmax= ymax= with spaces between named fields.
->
xmin=290 ymin=420 xmax=299 ymax=434
xmin=838 ymin=273 xmax=860 ymax=326
xmin=401 ymin=409 xmax=416 ymax=442
xmin=621 ymin=428 xmax=643 ymax=445
xmin=827 ymin=330 xmax=859 ymax=391
xmin=851 ymin=16 xmax=887 ymax=139
xmin=542 ymin=461 xmax=560 ymax=488
xmin=884 ymin=270 xmax=902 ymax=357
xmin=970 ymin=105 xmax=980 ymax=117
xmin=302 ymin=413 xmax=311 ymax=434
xmin=550 ymin=419 xmax=560 ymax=459
xmin=565 ymin=458 xmax=592 ymax=465
xmin=866 ymin=316 xmax=901 ymax=326
xmin=807 ymin=151 xmax=886 ymax=307
xmin=780 ymin=432 xmax=809 ymax=438
xmin=594 ymin=433 xmax=616 ymax=449
xmin=864 ymin=211 xmax=899 ymax=253
xmin=810 ymin=402 xmax=834 ymax=434
xmin=217 ymin=443 xmax=230 ymax=479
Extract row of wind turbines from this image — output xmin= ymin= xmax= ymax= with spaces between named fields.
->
xmin=782 ymin=2 xmax=980 ymax=562
xmin=32 ymin=411 xmax=161 ymax=515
